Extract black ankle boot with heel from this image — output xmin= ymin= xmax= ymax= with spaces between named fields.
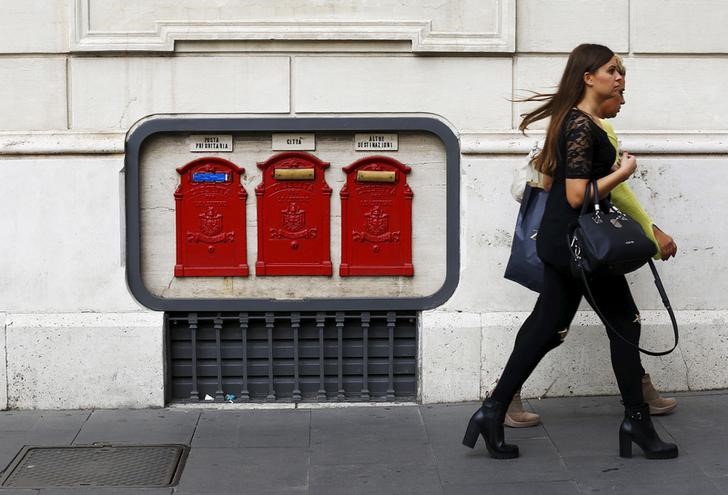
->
xmin=619 ymin=403 xmax=678 ymax=459
xmin=462 ymin=398 xmax=519 ymax=459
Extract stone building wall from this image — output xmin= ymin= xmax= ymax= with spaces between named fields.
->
xmin=1 ymin=0 xmax=726 ymax=408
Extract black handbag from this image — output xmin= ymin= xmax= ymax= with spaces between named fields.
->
xmin=569 ymin=180 xmax=655 ymax=275
xmin=568 ymin=180 xmax=678 ymax=356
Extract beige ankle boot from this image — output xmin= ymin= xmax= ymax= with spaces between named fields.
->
xmin=504 ymin=389 xmax=541 ymax=428
xmin=642 ymin=373 xmax=677 ymax=415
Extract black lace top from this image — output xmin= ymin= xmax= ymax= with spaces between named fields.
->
xmin=536 ymin=108 xmax=616 ymax=268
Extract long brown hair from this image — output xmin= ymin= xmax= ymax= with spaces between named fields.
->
xmin=520 ymin=44 xmax=615 ymax=176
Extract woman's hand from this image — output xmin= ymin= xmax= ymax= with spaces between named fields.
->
xmin=617 ymin=151 xmax=637 ymax=180
xmin=653 ymin=225 xmax=677 ymax=260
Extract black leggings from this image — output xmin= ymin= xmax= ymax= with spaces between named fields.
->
xmin=492 ymin=263 xmax=644 ymax=408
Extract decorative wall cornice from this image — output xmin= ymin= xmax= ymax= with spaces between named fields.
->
xmin=460 ymin=132 xmax=728 ymax=155
xmin=4 ymin=131 xmax=728 ymax=156
xmin=72 ymin=0 xmax=515 ymax=53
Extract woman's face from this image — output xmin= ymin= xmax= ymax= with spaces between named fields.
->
xmin=585 ymin=55 xmax=624 ymax=99
xmin=599 ymin=82 xmax=625 ymax=118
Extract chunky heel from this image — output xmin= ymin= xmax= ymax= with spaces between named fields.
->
xmin=619 ymin=430 xmax=632 ymax=458
xmin=461 ymin=399 xmax=519 ymax=459
xmin=619 ymin=403 xmax=678 ymax=460
xmin=462 ymin=415 xmax=480 ymax=448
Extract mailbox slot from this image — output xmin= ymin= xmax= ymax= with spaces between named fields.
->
xmin=356 ymin=170 xmax=396 ymax=183
xmin=274 ymin=168 xmax=315 ymax=180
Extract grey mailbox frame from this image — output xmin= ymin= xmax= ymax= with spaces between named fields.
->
xmin=125 ymin=116 xmax=460 ymax=311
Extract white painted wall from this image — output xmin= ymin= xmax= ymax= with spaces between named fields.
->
xmin=517 ymin=0 xmax=629 ymax=53
xmin=0 ymin=1 xmax=71 ymax=54
xmin=70 ymin=56 xmax=291 ymax=130
xmin=1 ymin=0 xmax=727 ymax=408
xmin=294 ymin=56 xmax=513 ymax=131
xmin=0 ymin=58 xmax=67 ymax=131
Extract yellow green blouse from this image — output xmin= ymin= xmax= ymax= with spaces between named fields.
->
xmin=600 ymin=119 xmax=660 ymax=258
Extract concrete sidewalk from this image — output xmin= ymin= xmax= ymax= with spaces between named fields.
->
xmin=0 ymin=390 xmax=727 ymax=494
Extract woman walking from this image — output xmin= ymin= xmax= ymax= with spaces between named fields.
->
xmin=463 ymin=44 xmax=678 ymax=460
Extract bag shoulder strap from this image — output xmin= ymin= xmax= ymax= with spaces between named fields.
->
xmin=578 ymin=259 xmax=679 ymax=356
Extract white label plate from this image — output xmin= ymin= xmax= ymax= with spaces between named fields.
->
xmin=190 ymin=135 xmax=233 ymax=152
xmin=272 ymin=133 xmax=316 ymax=150
xmin=355 ymin=133 xmax=398 ymax=151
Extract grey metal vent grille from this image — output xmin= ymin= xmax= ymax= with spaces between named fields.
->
xmin=165 ymin=311 xmax=418 ymax=402
xmin=0 ymin=445 xmax=187 ymax=488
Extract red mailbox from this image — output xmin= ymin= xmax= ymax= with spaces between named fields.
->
xmin=340 ymin=155 xmax=413 ymax=276
xmin=255 ymin=152 xmax=332 ymax=276
xmin=174 ymin=157 xmax=249 ymax=277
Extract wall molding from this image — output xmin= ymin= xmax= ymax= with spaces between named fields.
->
xmin=72 ymin=0 xmax=515 ymax=53
xmin=0 ymin=132 xmax=125 ymax=155
xmin=460 ymin=131 xmax=728 ymax=155
xmin=4 ymin=131 xmax=728 ymax=156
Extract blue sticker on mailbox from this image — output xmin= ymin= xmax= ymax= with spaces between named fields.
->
xmin=192 ymin=172 xmax=229 ymax=183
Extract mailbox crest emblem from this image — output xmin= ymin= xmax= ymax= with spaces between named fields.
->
xmin=365 ymin=206 xmax=388 ymax=235
xmin=200 ymin=207 xmax=223 ymax=236
xmin=282 ymin=203 xmax=306 ymax=232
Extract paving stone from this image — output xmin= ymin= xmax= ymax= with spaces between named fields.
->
xmin=39 ymin=489 xmax=172 ymax=495
xmin=310 ymin=406 xmax=432 ymax=466
xmin=237 ymin=409 xmax=310 ymax=448
xmin=528 ymin=395 xmax=624 ymax=420
xmin=174 ymin=447 xmax=308 ymax=495
xmin=574 ymin=474 xmax=723 ymax=494
xmin=563 ymin=454 xmax=710 ymax=492
xmin=654 ymin=394 xmax=728 ymax=435
xmin=189 ymin=411 xmax=239 ymax=448
xmin=710 ymin=475 xmax=728 ymax=494
xmin=73 ymin=410 xmax=199 ymax=446
xmin=0 ymin=411 xmax=90 ymax=432
xmin=651 ymin=395 xmax=728 ymax=478
xmin=193 ymin=409 xmax=310 ymax=448
xmin=33 ymin=412 xmax=92 ymax=431
xmin=437 ymin=437 xmax=570 ymax=485
xmin=542 ymin=417 xmax=623 ymax=457
xmin=309 ymin=462 xmax=443 ymax=495
xmin=442 ymin=480 xmax=580 ymax=495
xmin=310 ymin=429 xmax=433 ymax=467
xmin=659 ymin=433 xmax=728 ymax=478
xmin=0 ymin=412 xmax=45 ymax=432
xmin=310 ymin=405 xmax=424 ymax=437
